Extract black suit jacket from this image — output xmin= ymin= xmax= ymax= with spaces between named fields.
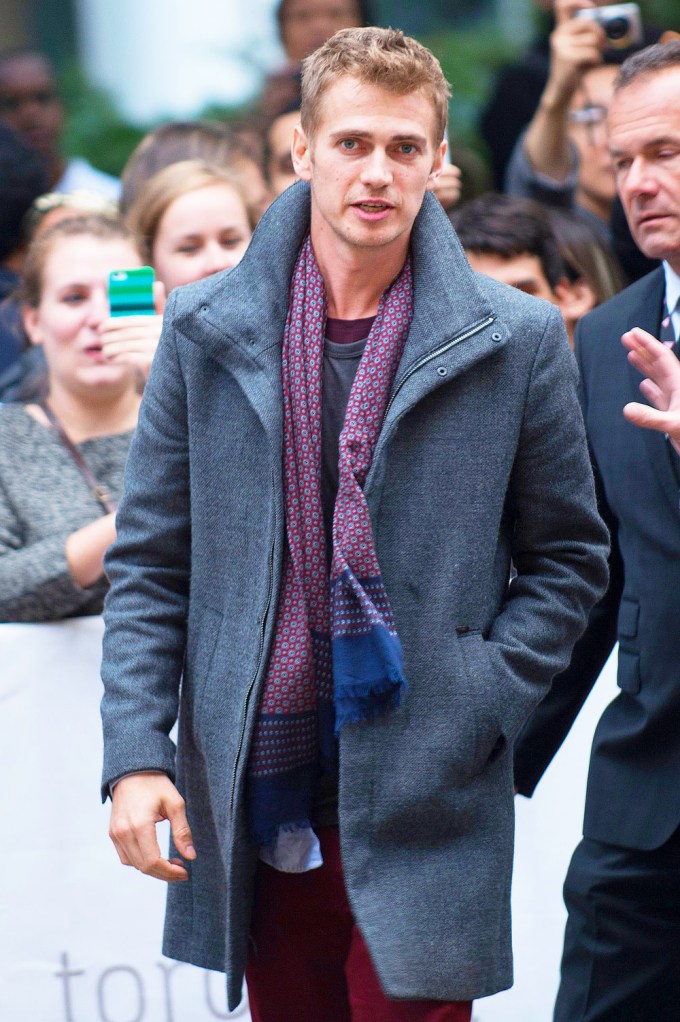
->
xmin=514 ymin=267 xmax=680 ymax=850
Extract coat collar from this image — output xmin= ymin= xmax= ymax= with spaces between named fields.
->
xmin=174 ymin=180 xmax=498 ymax=378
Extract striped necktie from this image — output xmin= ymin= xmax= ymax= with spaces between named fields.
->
xmin=660 ymin=296 xmax=678 ymax=355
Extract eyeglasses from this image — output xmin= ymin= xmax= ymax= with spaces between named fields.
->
xmin=569 ymin=104 xmax=608 ymax=147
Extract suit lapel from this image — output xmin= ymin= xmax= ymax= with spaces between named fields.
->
xmin=623 ymin=270 xmax=680 ymax=513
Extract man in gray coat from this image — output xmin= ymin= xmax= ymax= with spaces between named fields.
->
xmin=101 ymin=26 xmax=609 ymax=1021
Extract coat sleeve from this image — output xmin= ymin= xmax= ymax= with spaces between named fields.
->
xmin=512 ymin=314 xmax=619 ymax=796
xmin=100 ymin=290 xmax=190 ymax=798
xmin=483 ymin=307 xmax=610 ymax=750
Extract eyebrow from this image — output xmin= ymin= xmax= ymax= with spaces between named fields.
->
xmin=328 ymin=129 xmax=429 ymax=145
xmin=610 ymin=135 xmax=680 ymax=156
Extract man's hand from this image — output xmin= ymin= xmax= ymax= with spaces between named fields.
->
xmin=622 ymin=327 xmax=680 ymax=455
xmin=545 ymin=11 xmax=605 ymax=105
xmin=109 ymin=772 xmax=196 ymax=882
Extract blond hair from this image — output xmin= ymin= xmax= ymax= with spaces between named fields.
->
xmin=126 ymin=159 xmax=250 ymax=263
xmin=19 ymin=213 xmax=138 ymax=308
xmin=300 ymin=27 xmax=451 ymax=146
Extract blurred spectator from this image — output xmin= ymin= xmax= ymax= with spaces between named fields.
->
xmin=480 ymin=0 xmax=661 ymax=190
xmin=0 ymin=121 xmax=48 ymax=376
xmin=260 ymin=0 xmax=372 ymax=118
xmin=452 ymin=192 xmax=592 ymax=346
xmin=0 ymin=214 xmax=143 ymax=622
xmin=120 ymin=120 xmax=271 ymax=225
xmin=547 ymin=206 xmax=625 ymax=308
xmin=505 ymin=1 xmax=619 ymax=245
xmin=264 ymin=106 xmax=301 ymax=197
xmin=93 ymin=160 xmax=254 ymax=378
xmin=0 ymin=49 xmax=120 ymax=199
xmin=0 ymin=190 xmax=119 ymax=404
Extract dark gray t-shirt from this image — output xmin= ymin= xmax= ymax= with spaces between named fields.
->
xmin=315 ymin=316 xmax=373 ymax=827
xmin=320 ymin=316 xmax=373 ymax=557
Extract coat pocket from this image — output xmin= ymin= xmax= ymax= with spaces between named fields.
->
xmin=457 ymin=631 xmax=507 ymax=776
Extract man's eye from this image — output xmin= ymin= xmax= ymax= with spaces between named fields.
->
xmin=340 ymin=139 xmax=357 ymax=150
xmin=399 ymin=144 xmax=416 ymax=155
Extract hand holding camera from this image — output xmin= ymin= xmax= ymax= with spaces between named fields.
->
xmin=546 ymin=0 xmax=608 ymax=109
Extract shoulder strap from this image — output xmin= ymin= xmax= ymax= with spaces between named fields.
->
xmin=39 ymin=403 xmax=117 ymax=514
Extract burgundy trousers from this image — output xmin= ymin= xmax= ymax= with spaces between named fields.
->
xmin=245 ymin=827 xmax=472 ymax=1022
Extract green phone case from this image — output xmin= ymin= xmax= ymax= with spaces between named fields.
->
xmin=108 ymin=266 xmax=156 ymax=317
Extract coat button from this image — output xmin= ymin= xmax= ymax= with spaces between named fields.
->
xmin=456 ymin=625 xmax=471 ymax=634
xmin=436 ymin=366 xmax=448 ymax=377
xmin=491 ymin=331 xmax=502 ymax=342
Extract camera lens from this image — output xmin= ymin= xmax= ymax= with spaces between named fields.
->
xmin=604 ymin=16 xmax=630 ymax=40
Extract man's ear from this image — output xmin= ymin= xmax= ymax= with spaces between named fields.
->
xmin=292 ymin=124 xmax=312 ymax=181
xmin=22 ymin=305 xmax=43 ymax=348
xmin=425 ymin=138 xmax=448 ymax=192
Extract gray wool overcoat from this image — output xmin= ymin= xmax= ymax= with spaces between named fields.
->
xmin=101 ymin=183 xmax=609 ymax=1011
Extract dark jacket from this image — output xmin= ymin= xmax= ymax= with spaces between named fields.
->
xmin=515 ymin=267 xmax=680 ymax=851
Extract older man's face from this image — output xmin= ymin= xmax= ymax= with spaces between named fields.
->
xmin=608 ymin=66 xmax=680 ymax=272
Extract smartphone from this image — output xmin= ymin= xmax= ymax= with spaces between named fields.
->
xmin=574 ymin=3 xmax=643 ymax=49
xmin=108 ymin=267 xmax=156 ymax=318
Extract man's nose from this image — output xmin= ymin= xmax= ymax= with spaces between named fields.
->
xmin=625 ymin=157 xmax=659 ymax=197
xmin=360 ymin=149 xmax=393 ymax=188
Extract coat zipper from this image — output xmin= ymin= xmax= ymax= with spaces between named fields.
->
xmin=366 ymin=315 xmax=496 ymax=494
xmin=229 ymin=472 xmax=280 ymax=813
xmin=383 ymin=314 xmax=495 ymax=424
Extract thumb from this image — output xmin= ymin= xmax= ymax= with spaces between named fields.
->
xmin=623 ymin=401 xmax=668 ymax=433
xmin=154 ymin=279 xmax=167 ymax=316
xmin=165 ymin=794 xmax=196 ymax=860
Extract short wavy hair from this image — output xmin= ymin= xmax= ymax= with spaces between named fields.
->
xmin=300 ymin=27 xmax=450 ymax=147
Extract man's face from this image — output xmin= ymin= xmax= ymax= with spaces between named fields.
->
xmin=568 ymin=65 xmax=618 ymax=219
xmin=293 ymin=76 xmax=445 ymax=262
xmin=280 ymin=0 xmax=362 ymax=62
xmin=608 ymin=67 xmax=680 ymax=271
xmin=465 ymin=250 xmax=560 ymax=303
xmin=0 ymin=54 xmax=63 ymax=159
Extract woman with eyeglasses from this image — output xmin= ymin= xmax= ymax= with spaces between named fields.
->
xmin=0 ymin=214 xmax=144 ymax=622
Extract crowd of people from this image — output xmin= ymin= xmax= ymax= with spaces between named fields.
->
xmin=3 ymin=1 xmax=680 ymax=1020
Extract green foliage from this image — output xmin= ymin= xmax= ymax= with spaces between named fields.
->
xmin=422 ymin=21 xmax=523 ymax=152
xmin=58 ymin=63 xmax=148 ymax=178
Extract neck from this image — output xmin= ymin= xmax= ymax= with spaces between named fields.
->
xmin=310 ymin=227 xmax=410 ymax=319
xmin=45 ymin=383 xmax=140 ymax=444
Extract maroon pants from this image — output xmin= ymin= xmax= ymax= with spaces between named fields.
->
xmin=245 ymin=827 xmax=472 ymax=1022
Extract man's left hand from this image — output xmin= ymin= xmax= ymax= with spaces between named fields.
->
xmin=622 ymin=327 xmax=680 ymax=455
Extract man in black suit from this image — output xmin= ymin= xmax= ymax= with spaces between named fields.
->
xmin=514 ymin=41 xmax=680 ymax=1022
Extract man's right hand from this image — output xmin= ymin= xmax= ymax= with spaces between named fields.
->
xmin=109 ymin=772 xmax=196 ymax=882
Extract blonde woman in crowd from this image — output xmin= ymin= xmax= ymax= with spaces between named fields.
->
xmin=98 ymin=159 xmax=253 ymax=378
xmin=0 ymin=214 xmax=143 ymax=621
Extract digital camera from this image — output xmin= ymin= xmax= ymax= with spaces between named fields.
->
xmin=574 ymin=3 xmax=643 ymax=49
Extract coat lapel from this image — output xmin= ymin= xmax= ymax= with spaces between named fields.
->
xmin=623 ymin=269 xmax=680 ymax=513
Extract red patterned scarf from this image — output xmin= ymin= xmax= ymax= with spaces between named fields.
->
xmin=248 ymin=236 xmax=413 ymax=846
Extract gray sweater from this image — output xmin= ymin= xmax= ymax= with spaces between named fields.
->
xmin=0 ymin=404 xmax=132 ymax=622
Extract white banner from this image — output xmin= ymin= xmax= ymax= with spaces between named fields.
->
xmin=1 ymin=617 xmax=618 ymax=1022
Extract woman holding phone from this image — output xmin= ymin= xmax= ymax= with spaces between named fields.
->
xmin=0 ymin=214 xmax=144 ymax=622
xmin=98 ymin=160 xmax=253 ymax=377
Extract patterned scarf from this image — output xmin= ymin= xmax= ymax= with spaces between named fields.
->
xmin=247 ymin=237 xmax=413 ymax=847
